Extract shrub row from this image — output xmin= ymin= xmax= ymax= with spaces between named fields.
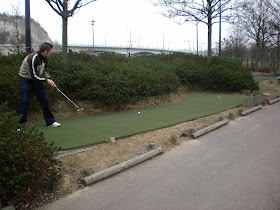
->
xmin=146 ymin=53 xmax=258 ymax=91
xmin=48 ymin=53 xmax=180 ymax=109
xmin=0 ymin=52 xmax=258 ymax=110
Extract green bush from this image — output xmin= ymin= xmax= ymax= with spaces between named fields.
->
xmin=153 ymin=53 xmax=258 ymax=92
xmin=0 ymin=54 xmax=25 ymax=110
xmin=0 ymin=52 xmax=258 ymax=111
xmin=49 ymin=53 xmax=180 ymax=109
xmin=206 ymin=57 xmax=259 ymax=91
xmin=0 ymin=103 xmax=60 ymax=206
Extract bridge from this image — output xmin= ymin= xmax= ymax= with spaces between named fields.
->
xmin=0 ymin=44 xmax=188 ymax=56
xmin=67 ymin=45 xmax=187 ymax=56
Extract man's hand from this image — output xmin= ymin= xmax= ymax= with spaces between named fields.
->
xmin=47 ymin=79 xmax=57 ymax=89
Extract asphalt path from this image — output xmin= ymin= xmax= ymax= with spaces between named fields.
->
xmin=41 ymin=102 xmax=280 ymax=210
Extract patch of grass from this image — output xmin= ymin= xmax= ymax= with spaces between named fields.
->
xmin=37 ymin=93 xmax=247 ymax=149
xmin=253 ymin=75 xmax=279 ymax=92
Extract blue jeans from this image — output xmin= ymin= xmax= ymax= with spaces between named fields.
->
xmin=18 ymin=78 xmax=55 ymax=126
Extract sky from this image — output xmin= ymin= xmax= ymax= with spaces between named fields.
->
xmin=0 ymin=0 xmax=230 ymax=52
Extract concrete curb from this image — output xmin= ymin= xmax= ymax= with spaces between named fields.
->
xmin=191 ymin=119 xmax=228 ymax=139
xmin=81 ymin=147 xmax=163 ymax=186
xmin=268 ymin=97 xmax=280 ymax=105
xmin=241 ymin=105 xmax=262 ymax=116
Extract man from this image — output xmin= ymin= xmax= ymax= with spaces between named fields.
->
xmin=18 ymin=42 xmax=61 ymax=127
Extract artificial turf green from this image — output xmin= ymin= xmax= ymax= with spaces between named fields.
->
xmin=38 ymin=93 xmax=248 ymax=149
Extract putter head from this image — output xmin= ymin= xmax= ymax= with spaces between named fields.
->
xmin=77 ymin=108 xmax=84 ymax=112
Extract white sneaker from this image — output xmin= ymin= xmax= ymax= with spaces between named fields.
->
xmin=17 ymin=128 xmax=25 ymax=132
xmin=48 ymin=122 xmax=61 ymax=127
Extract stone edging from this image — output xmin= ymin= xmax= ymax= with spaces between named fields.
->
xmin=240 ymin=105 xmax=262 ymax=116
xmin=191 ymin=119 xmax=228 ymax=139
xmin=81 ymin=147 xmax=163 ymax=186
xmin=268 ymin=97 xmax=280 ymax=105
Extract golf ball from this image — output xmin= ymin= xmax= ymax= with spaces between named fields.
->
xmin=138 ymin=112 xmax=141 ymax=114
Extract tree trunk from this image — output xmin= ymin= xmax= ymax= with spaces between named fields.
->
xmin=260 ymin=34 xmax=266 ymax=69
xmin=277 ymin=27 xmax=280 ymax=74
xmin=62 ymin=16 xmax=68 ymax=63
xmin=255 ymin=39 xmax=260 ymax=72
xmin=261 ymin=43 xmax=264 ymax=69
xmin=207 ymin=1 xmax=212 ymax=63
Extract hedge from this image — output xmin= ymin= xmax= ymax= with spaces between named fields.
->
xmin=0 ymin=52 xmax=258 ymax=111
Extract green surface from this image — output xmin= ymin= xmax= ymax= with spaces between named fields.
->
xmin=253 ymin=75 xmax=279 ymax=92
xmin=37 ymin=93 xmax=248 ymax=150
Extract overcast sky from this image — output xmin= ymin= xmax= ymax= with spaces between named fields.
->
xmin=0 ymin=0 xmax=229 ymax=52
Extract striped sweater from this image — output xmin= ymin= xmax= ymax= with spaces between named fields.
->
xmin=19 ymin=52 xmax=51 ymax=82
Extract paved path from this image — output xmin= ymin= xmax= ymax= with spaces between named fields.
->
xmin=41 ymin=103 xmax=280 ymax=210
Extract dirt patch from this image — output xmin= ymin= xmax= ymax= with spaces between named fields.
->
xmin=261 ymin=79 xmax=280 ymax=99
xmin=17 ymin=80 xmax=280 ymax=209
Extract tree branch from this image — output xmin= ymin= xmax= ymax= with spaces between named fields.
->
xmin=45 ymin=0 xmax=63 ymax=17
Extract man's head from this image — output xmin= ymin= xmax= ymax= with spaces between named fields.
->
xmin=39 ymin=42 xmax=53 ymax=58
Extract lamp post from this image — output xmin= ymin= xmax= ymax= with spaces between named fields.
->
xmin=126 ymin=28 xmax=133 ymax=57
xmin=91 ymin=20 xmax=95 ymax=55
xmin=105 ymin=33 xmax=108 ymax=47
xmin=219 ymin=0 xmax=222 ymax=57
xmin=196 ymin=21 xmax=199 ymax=55
xmin=199 ymin=43 xmax=205 ymax=55
xmin=25 ymin=0 xmax=31 ymax=53
xmin=162 ymin=33 xmax=165 ymax=49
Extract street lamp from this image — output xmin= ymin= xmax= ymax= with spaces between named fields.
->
xmin=187 ymin=40 xmax=191 ymax=53
xmin=196 ymin=21 xmax=199 ymax=55
xmin=126 ymin=28 xmax=132 ymax=57
xmin=91 ymin=20 xmax=95 ymax=55
xmin=129 ymin=28 xmax=133 ymax=52
xmin=162 ymin=33 xmax=165 ymax=49
xmin=25 ymin=0 xmax=31 ymax=52
xmin=199 ymin=43 xmax=205 ymax=55
xmin=219 ymin=0 xmax=222 ymax=57
xmin=105 ymin=33 xmax=108 ymax=47
xmin=184 ymin=41 xmax=189 ymax=52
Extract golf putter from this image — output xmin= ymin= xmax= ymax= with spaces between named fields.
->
xmin=55 ymin=86 xmax=84 ymax=112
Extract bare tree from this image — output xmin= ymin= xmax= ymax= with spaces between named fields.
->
xmin=232 ymin=0 xmax=271 ymax=72
xmin=155 ymin=0 xmax=233 ymax=63
xmin=0 ymin=14 xmax=11 ymax=53
xmin=266 ymin=0 xmax=280 ymax=74
xmin=10 ymin=4 xmax=25 ymax=53
xmin=45 ymin=0 xmax=96 ymax=63
xmin=218 ymin=29 xmax=248 ymax=60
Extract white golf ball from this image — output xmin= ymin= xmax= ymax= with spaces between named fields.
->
xmin=138 ymin=112 xmax=141 ymax=114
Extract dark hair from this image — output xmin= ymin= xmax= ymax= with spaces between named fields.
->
xmin=39 ymin=42 xmax=53 ymax=53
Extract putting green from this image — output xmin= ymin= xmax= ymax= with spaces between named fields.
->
xmin=37 ymin=93 xmax=247 ymax=149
